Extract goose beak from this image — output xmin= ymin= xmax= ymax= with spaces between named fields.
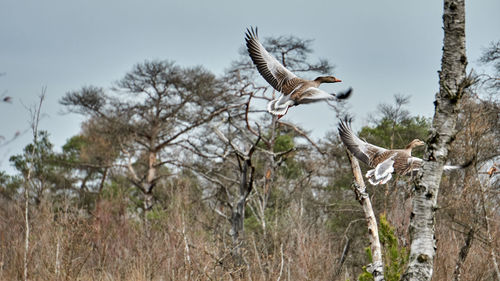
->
xmin=334 ymin=78 xmax=342 ymax=83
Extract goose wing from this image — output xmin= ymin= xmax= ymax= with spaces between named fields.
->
xmin=406 ymin=157 xmax=423 ymax=176
xmin=374 ymin=156 xmax=395 ymax=180
xmin=406 ymin=157 xmax=465 ymax=176
xmin=245 ymin=27 xmax=297 ymax=93
xmin=267 ymin=94 xmax=294 ymax=115
xmin=298 ymin=87 xmax=353 ymax=103
xmin=338 ymin=119 xmax=388 ymax=166
xmin=296 ymin=87 xmax=333 ymax=104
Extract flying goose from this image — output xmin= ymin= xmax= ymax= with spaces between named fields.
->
xmin=245 ymin=27 xmax=352 ymax=118
xmin=338 ymin=119 xmax=463 ymax=185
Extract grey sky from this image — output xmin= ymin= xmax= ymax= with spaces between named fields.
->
xmin=1 ymin=0 xmax=499 ymax=173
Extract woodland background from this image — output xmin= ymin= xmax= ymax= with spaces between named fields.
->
xmin=1 ymin=11 xmax=499 ymax=281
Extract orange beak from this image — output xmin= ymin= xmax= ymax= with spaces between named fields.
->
xmin=334 ymin=78 xmax=342 ymax=83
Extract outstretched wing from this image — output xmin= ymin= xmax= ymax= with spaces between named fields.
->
xmin=374 ymin=156 xmax=395 ymax=180
xmin=245 ymin=27 xmax=297 ymax=93
xmin=267 ymin=94 xmax=294 ymax=115
xmin=338 ymin=118 xmax=388 ymax=167
xmin=298 ymin=87 xmax=353 ymax=104
xmin=406 ymin=157 xmax=423 ymax=176
xmin=407 ymin=157 xmax=465 ymax=176
xmin=296 ymin=87 xmax=333 ymax=104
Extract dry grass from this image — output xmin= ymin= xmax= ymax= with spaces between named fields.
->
xmin=0 ymin=171 xmax=498 ymax=280
xmin=0 ymin=189 xmax=351 ymax=281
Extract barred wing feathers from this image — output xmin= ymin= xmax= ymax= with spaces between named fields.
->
xmin=245 ymin=27 xmax=297 ymax=94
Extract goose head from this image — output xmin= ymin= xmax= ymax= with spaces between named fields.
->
xmin=405 ymin=139 xmax=425 ymax=151
xmin=314 ymin=76 xmax=342 ymax=84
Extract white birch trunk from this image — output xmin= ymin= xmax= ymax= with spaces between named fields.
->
xmin=346 ymin=151 xmax=385 ymax=281
xmin=24 ymin=91 xmax=46 ymax=281
xmin=402 ymin=0 xmax=470 ymax=280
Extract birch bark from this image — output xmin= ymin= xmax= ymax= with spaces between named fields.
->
xmin=345 ymin=151 xmax=385 ymax=281
xmin=402 ymin=0 xmax=471 ymax=280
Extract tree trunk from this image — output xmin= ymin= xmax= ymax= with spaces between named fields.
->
xmin=402 ymin=0 xmax=470 ymax=280
xmin=452 ymin=228 xmax=474 ymax=281
xmin=478 ymin=166 xmax=500 ymax=281
xmin=23 ymin=91 xmax=45 ymax=281
xmin=143 ymin=150 xmax=157 ymax=211
xmin=229 ymin=153 xmax=255 ymax=264
xmin=229 ymin=194 xmax=246 ymax=263
xmin=143 ymin=192 xmax=154 ymax=212
xmin=346 ymin=151 xmax=385 ymax=281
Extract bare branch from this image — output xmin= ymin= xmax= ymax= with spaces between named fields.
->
xmin=277 ymin=120 xmax=325 ymax=154
xmin=344 ymin=149 xmax=385 ymax=281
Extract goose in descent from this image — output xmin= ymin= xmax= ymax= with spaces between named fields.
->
xmin=245 ymin=27 xmax=352 ymax=118
xmin=338 ymin=118 xmax=465 ymax=185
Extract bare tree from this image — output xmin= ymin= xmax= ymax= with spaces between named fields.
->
xmin=23 ymin=88 xmax=46 ymax=281
xmin=181 ymin=32 xmax=340 ymax=272
xmin=61 ymin=60 xmax=233 ymax=211
xmin=345 ymin=150 xmax=385 ymax=281
xmin=231 ymin=30 xmax=340 ymax=234
xmin=376 ymin=94 xmax=411 ymax=150
xmin=211 ymin=120 xmax=260 ymax=262
xmin=479 ymin=40 xmax=500 ymax=91
xmin=442 ymin=93 xmax=500 ymax=281
xmin=402 ymin=0 xmax=474 ymax=280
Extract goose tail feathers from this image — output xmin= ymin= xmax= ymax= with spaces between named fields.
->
xmin=267 ymin=99 xmax=289 ymax=115
xmin=444 ymin=165 xmax=463 ymax=171
xmin=444 ymin=158 xmax=474 ymax=171
xmin=334 ymin=87 xmax=353 ymax=100
xmin=366 ymin=169 xmax=393 ymax=185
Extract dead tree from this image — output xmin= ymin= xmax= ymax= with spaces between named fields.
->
xmin=345 ymin=151 xmax=385 ymax=281
xmin=61 ymin=61 xmax=232 ymax=211
xmin=452 ymin=228 xmax=474 ymax=281
xmin=23 ymin=89 xmax=46 ymax=281
xmin=477 ymin=164 xmax=500 ymax=281
xmin=402 ymin=0 xmax=473 ymax=280
xmin=213 ymin=125 xmax=260 ymax=245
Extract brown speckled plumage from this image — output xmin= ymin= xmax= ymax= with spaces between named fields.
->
xmin=338 ymin=119 xmax=425 ymax=184
xmin=245 ymin=27 xmax=352 ymax=117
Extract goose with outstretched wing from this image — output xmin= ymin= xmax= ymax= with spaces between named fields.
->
xmin=338 ymin=119 xmax=463 ymax=185
xmin=245 ymin=27 xmax=352 ymax=118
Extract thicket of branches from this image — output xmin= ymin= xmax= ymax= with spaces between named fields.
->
xmin=0 ymin=31 xmax=499 ymax=281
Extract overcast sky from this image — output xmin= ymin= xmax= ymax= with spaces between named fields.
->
xmin=1 ymin=0 xmax=499 ymax=173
